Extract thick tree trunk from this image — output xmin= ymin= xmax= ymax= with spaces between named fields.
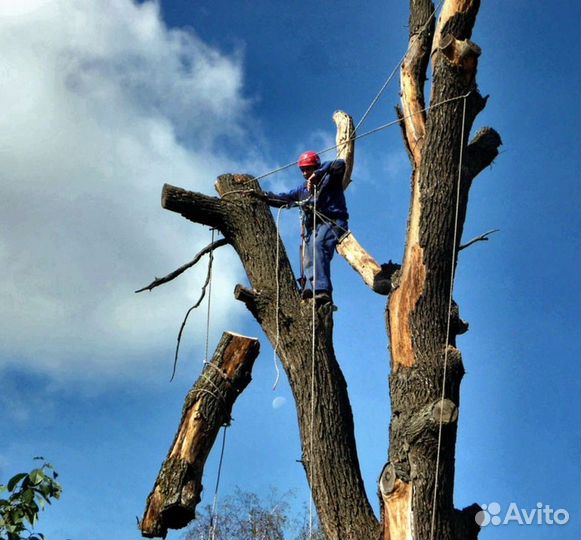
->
xmin=382 ymin=1 xmax=500 ymax=540
xmin=141 ymin=332 xmax=259 ymax=539
xmin=148 ymin=3 xmax=502 ymax=539
xmin=162 ymin=176 xmax=380 ymax=540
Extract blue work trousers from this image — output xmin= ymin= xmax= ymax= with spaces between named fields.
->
xmin=303 ymin=220 xmax=347 ymax=294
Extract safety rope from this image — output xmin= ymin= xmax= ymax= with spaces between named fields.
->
xmin=204 ymin=229 xmax=215 ymax=363
xmin=354 ymin=0 xmax=445 ymax=132
xmin=197 ymin=228 xmax=228 ymax=540
xmin=308 ymin=183 xmax=318 ymax=540
xmin=429 ymin=95 xmax=468 ymax=540
xmin=208 ymin=425 xmax=228 ymax=540
xmin=233 ymin=92 xmax=471 ymax=186
xmin=271 ymin=206 xmax=286 ymax=391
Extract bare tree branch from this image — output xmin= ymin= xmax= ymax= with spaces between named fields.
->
xmin=459 ymin=229 xmax=499 ymax=251
xmin=135 ymin=237 xmax=229 ymax=293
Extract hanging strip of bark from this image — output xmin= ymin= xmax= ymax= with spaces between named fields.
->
xmin=140 ymin=331 xmax=260 ymax=539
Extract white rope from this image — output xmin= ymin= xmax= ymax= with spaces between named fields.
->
xmin=271 ymin=207 xmax=284 ymax=390
xmin=251 ymin=92 xmax=469 ymax=183
xmin=429 ymin=95 xmax=468 ymax=540
xmin=208 ymin=426 xmax=227 ymax=540
xmin=204 ymin=228 xmax=215 ymax=364
xmin=354 ymin=0 xmax=446 ymax=132
xmin=200 ymin=227 xmax=227 ymax=540
xmin=308 ymin=184 xmax=318 ymax=540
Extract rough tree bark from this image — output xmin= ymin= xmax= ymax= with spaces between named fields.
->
xmin=141 ymin=332 xmax=259 ymax=538
xmin=161 ymin=176 xmax=380 ymax=539
xmin=383 ymin=1 xmax=501 ymax=539
xmin=145 ymin=1 xmax=501 ymax=539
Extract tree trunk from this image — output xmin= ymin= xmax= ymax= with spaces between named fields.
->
xmin=161 ymin=176 xmax=380 ymax=540
xmin=147 ymin=2 xmax=502 ymax=539
xmin=141 ymin=332 xmax=259 ymax=539
xmin=382 ymin=1 xmax=501 ymax=539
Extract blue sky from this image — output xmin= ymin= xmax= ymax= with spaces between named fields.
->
xmin=1 ymin=1 xmax=579 ymax=539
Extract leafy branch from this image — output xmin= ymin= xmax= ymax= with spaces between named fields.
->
xmin=0 ymin=459 xmax=62 ymax=540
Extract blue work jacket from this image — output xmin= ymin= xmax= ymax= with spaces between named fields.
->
xmin=265 ymin=160 xmax=349 ymax=230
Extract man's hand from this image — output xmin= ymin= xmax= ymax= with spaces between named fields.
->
xmin=307 ymin=173 xmax=318 ymax=193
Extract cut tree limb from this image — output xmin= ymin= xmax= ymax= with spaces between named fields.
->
xmin=161 ymin=184 xmax=226 ymax=230
xmin=336 ymin=232 xmax=398 ymax=295
xmin=332 ymin=110 xmax=355 ymax=189
xmin=464 ymin=127 xmax=502 ymax=182
xmin=330 ymin=111 xmax=397 ymax=296
xmin=140 ymin=332 xmax=259 ymax=539
xmin=432 ymin=0 xmax=480 ymax=55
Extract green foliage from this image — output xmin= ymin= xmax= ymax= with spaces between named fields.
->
xmin=0 ymin=458 xmax=62 ymax=540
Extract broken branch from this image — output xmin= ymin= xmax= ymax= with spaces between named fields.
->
xmin=459 ymin=229 xmax=499 ymax=251
xmin=135 ymin=237 xmax=229 ymax=293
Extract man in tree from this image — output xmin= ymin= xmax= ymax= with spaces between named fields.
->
xmin=259 ymin=151 xmax=349 ymax=307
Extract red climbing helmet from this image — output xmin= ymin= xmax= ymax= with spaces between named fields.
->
xmin=298 ymin=151 xmax=321 ymax=170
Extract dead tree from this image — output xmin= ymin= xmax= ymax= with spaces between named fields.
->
xmin=143 ymin=1 xmax=501 ymax=538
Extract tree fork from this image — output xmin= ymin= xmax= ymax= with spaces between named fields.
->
xmin=140 ymin=332 xmax=259 ymax=539
xmin=163 ymin=174 xmax=380 ymax=539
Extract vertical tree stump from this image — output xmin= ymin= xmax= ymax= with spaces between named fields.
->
xmin=140 ymin=332 xmax=260 ymax=539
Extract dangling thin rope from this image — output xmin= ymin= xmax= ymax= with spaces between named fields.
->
xmin=171 ymin=230 xmax=216 ymax=382
xmin=200 ymin=227 xmax=226 ymax=540
xmin=308 ymin=183 xmax=318 ymax=540
xmin=272 ymin=206 xmax=285 ymax=390
xmin=204 ymin=228 xmax=215 ymax=364
xmin=429 ymin=95 xmax=468 ymax=540
xmin=208 ymin=425 xmax=228 ymax=540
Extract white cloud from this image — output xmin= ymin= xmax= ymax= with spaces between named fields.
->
xmin=0 ymin=0 xmax=256 ymax=382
